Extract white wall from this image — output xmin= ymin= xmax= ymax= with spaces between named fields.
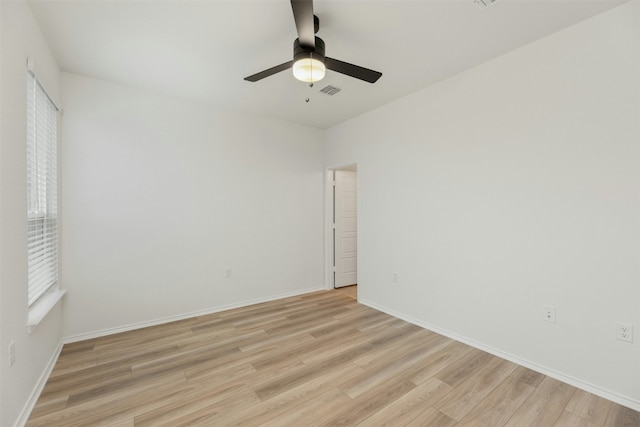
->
xmin=326 ymin=1 xmax=640 ymax=408
xmin=60 ymin=73 xmax=325 ymax=339
xmin=0 ymin=1 xmax=63 ymax=426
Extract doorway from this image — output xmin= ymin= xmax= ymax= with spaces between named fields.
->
xmin=332 ymin=167 xmax=357 ymax=289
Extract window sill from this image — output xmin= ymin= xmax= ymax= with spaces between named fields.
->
xmin=28 ymin=289 xmax=66 ymax=333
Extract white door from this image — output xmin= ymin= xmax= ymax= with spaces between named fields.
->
xmin=334 ymin=170 xmax=357 ymax=288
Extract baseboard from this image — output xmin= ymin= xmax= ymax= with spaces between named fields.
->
xmin=13 ymin=339 xmax=64 ymax=427
xmin=359 ymin=298 xmax=640 ymax=413
xmin=63 ymin=286 xmax=325 ymax=344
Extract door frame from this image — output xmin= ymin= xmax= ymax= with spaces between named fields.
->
xmin=324 ymin=163 xmax=358 ymax=291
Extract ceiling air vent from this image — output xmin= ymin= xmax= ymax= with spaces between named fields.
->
xmin=474 ymin=0 xmax=499 ymax=9
xmin=318 ymin=85 xmax=342 ymax=96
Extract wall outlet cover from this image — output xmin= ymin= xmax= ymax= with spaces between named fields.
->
xmin=9 ymin=341 xmax=15 ymax=366
xmin=617 ymin=323 xmax=633 ymax=343
xmin=543 ymin=305 xmax=556 ymax=323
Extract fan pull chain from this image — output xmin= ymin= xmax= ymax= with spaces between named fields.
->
xmin=306 ymin=61 xmax=314 ymax=102
xmin=305 ymin=81 xmax=313 ymax=103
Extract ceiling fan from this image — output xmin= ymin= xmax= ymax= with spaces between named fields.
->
xmin=244 ymin=0 xmax=382 ymax=84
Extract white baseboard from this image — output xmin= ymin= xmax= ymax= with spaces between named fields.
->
xmin=359 ymin=298 xmax=640 ymax=413
xmin=14 ymin=340 xmax=64 ymax=427
xmin=63 ymin=286 xmax=325 ymax=344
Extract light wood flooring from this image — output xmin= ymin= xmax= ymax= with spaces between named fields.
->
xmin=28 ymin=291 xmax=639 ymax=426
xmin=334 ymin=284 xmax=357 ymax=299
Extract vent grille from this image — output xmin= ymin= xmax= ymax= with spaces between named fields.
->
xmin=319 ymin=85 xmax=342 ymax=96
xmin=474 ymin=0 xmax=498 ymax=8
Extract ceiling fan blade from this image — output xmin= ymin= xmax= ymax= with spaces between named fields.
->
xmin=290 ymin=0 xmax=315 ymax=49
xmin=244 ymin=61 xmax=294 ymax=82
xmin=325 ymin=57 xmax=382 ymax=83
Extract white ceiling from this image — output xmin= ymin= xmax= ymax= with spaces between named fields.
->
xmin=28 ymin=0 xmax=626 ymax=129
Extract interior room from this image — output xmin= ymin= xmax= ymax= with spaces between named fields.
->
xmin=1 ymin=0 xmax=639 ymax=425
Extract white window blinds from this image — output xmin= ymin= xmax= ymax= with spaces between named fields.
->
xmin=27 ymin=71 xmax=59 ymax=307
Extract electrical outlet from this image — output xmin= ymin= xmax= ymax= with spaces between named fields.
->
xmin=543 ymin=305 xmax=556 ymax=323
xmin=617 ymin=323 xmax=633 ymax=343
xmin=225 ymin=268 xmax=232 ymax=279
xmin=9 ymin=341 xmax=15 ymax=366
xmin=392 ymin=273 xmax=399 ymax=284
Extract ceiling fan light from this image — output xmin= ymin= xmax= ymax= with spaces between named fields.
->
xmin=292 ymin=57 xmax=326 ymax=83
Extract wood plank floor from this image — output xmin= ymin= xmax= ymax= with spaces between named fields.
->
xmin=28 ymin=291 xmax=639 ymax=426
xmin=334 ymin=285 xmax=357 ymax=299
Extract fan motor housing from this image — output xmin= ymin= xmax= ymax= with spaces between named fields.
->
xmin=294 ymin=37 xmax=325 ymax=62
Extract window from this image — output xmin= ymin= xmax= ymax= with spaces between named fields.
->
xmin=27 ymin=71 xmax=59 ymax=307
